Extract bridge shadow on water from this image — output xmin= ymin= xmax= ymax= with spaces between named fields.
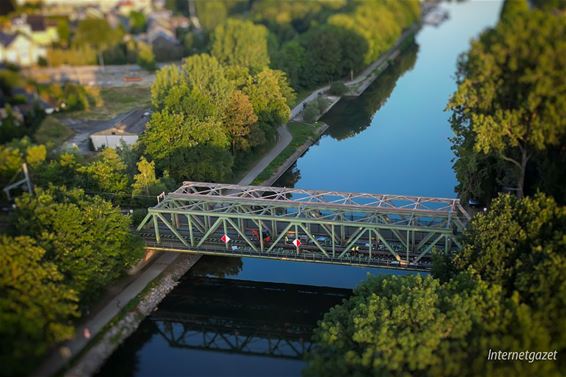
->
xmin=96 ymin=256 xmax=351 ymax=377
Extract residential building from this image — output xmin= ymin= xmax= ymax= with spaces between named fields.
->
xmin=0 ymin=32 xmax=46 ymax=67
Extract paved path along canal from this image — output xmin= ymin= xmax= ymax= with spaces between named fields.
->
xmin=95 ymin=1 xmax=503 ymax=376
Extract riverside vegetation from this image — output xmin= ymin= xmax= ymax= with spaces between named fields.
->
xmin=304 ymin=1 xmax=566 ymax=376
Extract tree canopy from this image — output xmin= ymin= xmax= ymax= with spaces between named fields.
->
xmin=212 ymin=19 xmax=270 ymax=72
xmin=448 ymin=8 xmax=566 ymax=200
xmin=12 ymin=187 xmax=144 ymax=307
xmin=0 ymin=236 xmax=78 ymax=377
xmin=305 ymin=273 xmax=561 ymax=377
xmin=143 ymin=54 xmax=293 ymax=182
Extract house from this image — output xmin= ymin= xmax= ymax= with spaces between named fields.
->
xmin=0 ymin=32 xmax=46 ymax=67
xmin=10 ymin=15 xmax=59 ymax=46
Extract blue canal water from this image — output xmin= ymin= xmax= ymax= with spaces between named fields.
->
xmin=96 ymin=1 xmax=503 ymax=376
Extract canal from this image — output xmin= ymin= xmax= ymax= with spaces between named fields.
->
xmin=96 ymin=1 xmax=503 ymax=376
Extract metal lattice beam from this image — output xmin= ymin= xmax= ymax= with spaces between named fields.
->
xmin=138 ymin=182 xmax=471 ymax=270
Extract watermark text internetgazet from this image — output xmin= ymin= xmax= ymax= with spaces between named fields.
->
xmin=487 ymin=349 xmax=558 ymax=363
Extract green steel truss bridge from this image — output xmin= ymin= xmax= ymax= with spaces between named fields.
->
xmin=137 ymin=181 xmax=471 ymax=271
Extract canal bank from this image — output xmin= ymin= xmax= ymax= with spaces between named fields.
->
xmin=92 ymin=2 xmax=503 ymax=376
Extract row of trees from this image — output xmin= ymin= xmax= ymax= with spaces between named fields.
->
xmin=142 ymin=53 xmax=294 ymax=182
xmin=46 ymin=17 xmax=156 ymax=69
xmin=183 ymin=0 xmax=419 ymax=91
xmin=268 ymin=0 xmax=420 ymax=89
xmin=0 ymin=137 xmax=168 ymax=376
xmin=305 ymin=1 xmax=565 ymax=376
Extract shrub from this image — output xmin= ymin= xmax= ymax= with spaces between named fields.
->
xmin=303 ymin=101 xmax=320 ymax=123
xmin=328 ymin=81 xmax=347 ymax=96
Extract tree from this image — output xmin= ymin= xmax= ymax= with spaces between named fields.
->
xmin=166 ymin=144 xmax=233 ymax=182
xmin=305 ymin=273 xmax=562 ymax=377
xmin=244 ymin=69 xmax=292 ymax=129
xmin=128 ymin=10 xmax=147 ymax=34
xmin=135 ymin=41 xmax=156 ymax=71
xmin=223 ymin=90 xmax=258 ymax=153
xmin=132 ymin=156 xmax=167 ymax=196
xmin=437 ymin=194 xmax=566 ymax=347
xmin=73 ymin=17 xmax=124 ymax=53
xmin=56 ymin=19 xmax=70 ymax=47
xmin=271 ymin=39 xmax=305 ymax=88
xmin=448 ymin=10 xmax=566 ymax=198
xmin=212 ymin=19 xmax=270 ymax=72
xmin=195 ymin=0 xmax=227 ymax=31
xmin=500 ymin=0 xmax=529 ymax=21
xmin=0 ymin=236 xmax=78 ymax=376
xmin=78 ymin=148 xmax=130 ymax=197
xmin=12 ymin=187 xmax=144 ymax=307
xmin=303 ymin=101 xmax=319 ymax=123
xmin=151 ymin=64 xmax=184 ymax=110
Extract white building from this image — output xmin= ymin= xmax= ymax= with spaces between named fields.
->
xmin=0 ymin=32 xmax=46 ymax=67
xmin=90 ymin=126 xmax=139 ymax=151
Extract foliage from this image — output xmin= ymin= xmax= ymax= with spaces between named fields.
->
xmin=223 ymin=90 xmax=258 ymax=153
xmin=437 ymin=194 xmax=566 ymax=347
xmin=128 ymin=10 xmax=147 ymax=34
xmin=328 ymin=81 xmax=347 ymax=96
xmin=77 ymin=148 xmax=130 ymax=198
xmin=56 ymin=18 xmax=70 ymax=47
xmin=303 ymin=101 xmax=320 ymax=123
xmin=12 ymin=187 xmax=144 ymax=308
xmin=132 ymin=156 xmax=168 ymax=197
xmin=46 ymin=46 xmax=98 ymax=66
xmin=243 ymin=68 xmax=292 ymax=127
xmin=73 ymin=17 xmax=124 ymax=53
xmin=135 ymin=41 xmax=156 ymax=71
xmin=306 ymin=273 xmax=562 ymax=377
xmin=448 ymin=9 xmax=566 ymax=199
xmin=195 ymin=0 xmax=228 ymax=31
xmin=329 ymin=0 xmax=419 ymax=65
xmin=145 ymin=54 xmax=293 ymax=181
xmin=0 ymin=236 xmax=78 ymax=377
xmin=212 ymin=19 xmax=270 ymax=72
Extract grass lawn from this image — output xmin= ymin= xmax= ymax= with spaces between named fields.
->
xmin=63 ymin=86 xmax=151 ymax=121
xmin=253 ymin=121 xmax=321 ymax=184
xmin=34 ymin=116 xmax=74 ymax=146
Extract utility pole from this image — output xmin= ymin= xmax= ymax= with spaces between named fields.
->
xmin=3 ymin=163 xmax=33 ymax=201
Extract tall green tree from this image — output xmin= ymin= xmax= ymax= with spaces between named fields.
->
xmin=436 ymin=194 xmax=566 ymax=347
xmin=305 ymin=273 xmax=561 ymax=377
xmin=0 ymin=236 xmax=78 ymax=377
xmin=78 ymin=147 xmax=130 ymax=197
xmin=12 ymin=187 xmax=143 ymax=307
xmin=212 ymin=19 xmax=270 ymax=72
xmin=448 ymin=10 xmax=566 ymax=198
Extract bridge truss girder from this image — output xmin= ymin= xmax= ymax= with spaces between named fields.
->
xmin=138 ymin=182 xmax=471 ymax=270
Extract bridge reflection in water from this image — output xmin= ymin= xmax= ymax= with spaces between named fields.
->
xmin=151 ymin=277 xmax=350 ymax=360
